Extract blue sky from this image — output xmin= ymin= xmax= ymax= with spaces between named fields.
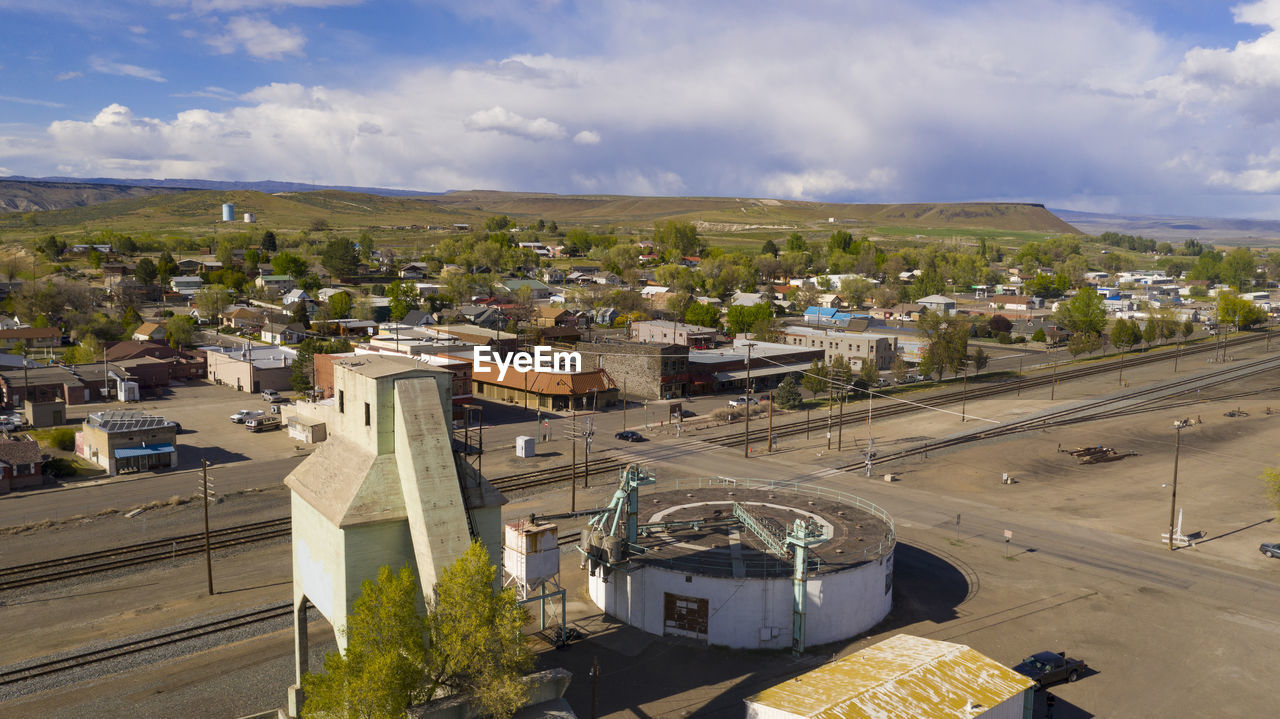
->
xmin=2 ymin=1 xmax=1280 ymax=218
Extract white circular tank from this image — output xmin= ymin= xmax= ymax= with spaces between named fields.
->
xmin=586 ymin=479 xmax=895 ymax=651
xmin=221 ymin=203 xmax=234 ymax=222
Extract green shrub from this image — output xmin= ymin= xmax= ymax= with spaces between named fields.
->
xmin=49 ymin=427 xmax=76 ymax=451
xmin=996 ymin=332 xmax=1013 ymax=344
xmin=1014 ymin=336 xmax=1027 ymax=343
xmin=1031 ymin=328 xmax=1047 ymax=343
xmin=44 ymin=457 xmax=75 ymax=477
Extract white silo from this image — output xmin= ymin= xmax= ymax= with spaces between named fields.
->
xmin=243 ymin=212 xmax=256 ymax=223
xmin=222 ymin=203 xmax=235 ymax=222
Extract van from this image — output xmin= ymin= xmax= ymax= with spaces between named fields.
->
xmin=245 ymin=416 xmax=282 ymax=432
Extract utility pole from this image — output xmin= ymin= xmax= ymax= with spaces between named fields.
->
xmin=1017 ymin=354 xmax=1023 ymax=397
xmin=569 ymin=411 xmax=577 ymax=512
xmin=826 ymin=384 xmax=833 ymax=450
xmin=1050 ymin=359 xmax=1057 ymax=401
xmin=202 ymin=457 xmax=213 ymax=596
xmin=1168 ymin=419 xmax=1186 ymax=551
xmin=743 ymin=342 xmax=756 ymax=459
xmin=621 ymin=378 xmax=627 ymax=432
xmin=960 ymin=370 xmax=968 ymax=421
xmin=767 ymin=393 xmax=774 ymax=453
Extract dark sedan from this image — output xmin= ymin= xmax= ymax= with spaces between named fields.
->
xmin=1261 ymin=542 xmax=1280 ymax=559
xmin=614 ymin=430 xmax=646 ymax=442
xmin=1013 ymin=651 xmax=1086 ymax=688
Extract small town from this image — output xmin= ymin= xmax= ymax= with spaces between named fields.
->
xmin=2 ymin=3 xmax=1280 ymax=719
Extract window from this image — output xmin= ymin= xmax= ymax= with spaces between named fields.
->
xmin=338 ymin=390 xmax=344 ymax=413
xmin=364 ymin=402 xmax=370 ymax=426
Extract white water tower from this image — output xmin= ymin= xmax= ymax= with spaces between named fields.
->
xmin=221 ymin=203 xmax=234 ymax=222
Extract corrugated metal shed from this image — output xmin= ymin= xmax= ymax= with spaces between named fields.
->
xmin=746 ymin=634 xmax=1034 ymax=719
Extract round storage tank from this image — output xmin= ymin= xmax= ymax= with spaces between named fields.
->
xmin=587 ymin=479 xmax=895 ymax=651
xmin=221 ymin=203 xmax=234 ymax=222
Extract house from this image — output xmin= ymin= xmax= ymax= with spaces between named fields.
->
xmin=262 ymin=322 xmax=307 ymax=345
xmin=414 ymin=283 xmax=446 ymax=297
xmin=399 ymin=309 xmax=436 ymax=328
xmin=471 ymin=358 xmax=618 ymax=411
xmin=221 ymin=306 xmax=268 ymax=330
xmin=987 ymin=295 xmax=1042 ymax=313
xmin=176 ymin=258 xmax=204 ymax=274
xmin=77 ymin=410 xmax=178 ymax=475
xmin=540 ymin=267 xmax=566 ymax=284
xmin=256 ymin=274 xmax=296 ymax=294
xmin=730 ymin=291 xmax=766 ymax=307
xmin=916 ymin=294 xmax=957 ymax=313
xmin=532 ymin=305 xmax=574 ymax=328
xmin=398 ymin=262 xmax=432 ymax=279
xmin=0 ymin=327 xmax=62 ymax=350
xmin=592 ymin=272 xmax=623 ymax=286
xmin=170 ymin=276 xmax=204 ymax=295
xmin=282 ymin=288 xmax=312 ymax=306
xmin=316 ymin=288 xmax=349 ymax=303
xmin=0 ymin=434 xmax=44 ymax=493
xmin=131 ymin=322 xmax=167 ymax=342
xmin=744 ymin=634 xmax=1034 ymax=719
xmin=0 ymin=316 xmax=23 ymax=331
xmin=443 ymin=305 xmax=507 ymax=329
xmin=104 ymin=340 xmax=206 ymax=381
xmin=803 ymin=307 xmax=855 ymax=328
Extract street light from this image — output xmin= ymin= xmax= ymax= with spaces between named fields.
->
xmin=1168 ymin=418 xmax=1189 ymax=551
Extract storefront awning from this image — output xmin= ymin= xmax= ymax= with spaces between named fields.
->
xmin=113 ymin=443 xmax=175 ymax=459
xmin=712 ymin=362 xmax=811 ymax=382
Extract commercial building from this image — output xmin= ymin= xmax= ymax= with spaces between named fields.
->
xmin=203 ymin=344 xmax=296 ymax=393
xmin=0 ymin=365 xmax=107 ymax=408
xmin=0 ymin=434 xmax=43 ymax=493
xmin=77 ymin=410 xmax=178 ymax=475
xmin=744 ymin=633 xmax=1035 ymax=719
xmin=575 ymin=340 xmax=690 ymax=400
xmin=471 ymin=361 xmax=617 ymax=411
xmin=283 ymin=354 xmax=506 ymax=716
xmin=629 ymin=320 xmax=717 ymax=348
xmin=688 ymin=340 xmax=823 ymax=394
xmin=778 ymin=325 xmax=899 ymax=369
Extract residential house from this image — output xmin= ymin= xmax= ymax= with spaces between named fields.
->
xmin=0 ymin=327 xmax=61 ymax=350
xmin=282 ymin=288 xmax=312 ymax=306
xmin=532 ymin=305 xmax=574 ymax=328
xmin=917 ymin=294 xmax=957 ymax=313
xmin=170 ymin=276 xmax=204 ymax=295
xmin=399 ymin=310 xmax=436 ymax=328
xmin=497 ymin=278 xmax=553 ymax=300
xmin=262 ymin=322 xmax=307 ymax=345
xmin=398 ymin=262 xmax=432 ymax=279
xmin=221 ymin=306 xmax=269 ymax=330
xmin=540 ymin=267 xmax=566 ymax=284
xmin=730 ymin=291 xmax=766 ymax=307
xmin=0 ymin=434 xmax=43 ymax=493
xmin=255 ymin=274 xmax=296 ymax=294
xmin=131 ymin=322 xmax=167 ymax=342
xmin=594 ymin=307 xmax=619 ymax=326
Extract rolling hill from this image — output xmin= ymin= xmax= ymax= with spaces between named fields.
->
xmin=0 ymin=180 xmax=190 ymax=214
xmin=0 ymin=180 xmax=1080 ymax=240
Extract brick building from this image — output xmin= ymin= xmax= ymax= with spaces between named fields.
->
xmin=77 ymin=410 xmax=178 ymax=475
xmin=0 ymin=434 xmax=43 ymax=493
xmin=575 ymin=340 xmax=690 ymax=400
xmin=777 ymin=325 xmax=899 ymax=370
xmin=629 ymin=320 xmax=717 ymax=348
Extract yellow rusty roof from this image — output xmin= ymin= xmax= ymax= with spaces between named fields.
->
xmin=747 ymin=634 xmax=1035 ymax=718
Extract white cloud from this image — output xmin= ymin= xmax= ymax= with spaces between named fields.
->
xmin=464 ymin=106 xmax=566 ymax=141
xmin=206 ymin=15 xmax=306 ymax=60
xmin=14 ymin=2 xmax=1280 ymax=217
xmin=0 ymin=95 xmax=67 ymax=108
xmin=54 ymin=71 xmax=82 ymax=81
xmin=128 ymin=25 xmax=147 ymax=35
xmin=172 ymin=85 xmax=239 ymax=99
xmin=88 ymin=56 xmax=165 ymax=82
xmin=184 ymin=0 xmax=363 ymax=13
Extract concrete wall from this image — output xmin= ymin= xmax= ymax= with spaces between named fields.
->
xmin=206 ymin=351 xmax=294 ymax=392
xmin=589 ymin=550 xmax=893 ymax=650
xmin=575 ymin=341 xmax=688 ymax=400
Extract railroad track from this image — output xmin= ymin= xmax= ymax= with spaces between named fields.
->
xmin=0 ymin=517 xmax=291 ymax=592
xmin=710 ymin=331 xmax=1269 ymax=449
xmin=0 ymin=601 xmax=293 ymax=686
xmin=834 ymin=351 xmax=1280 ymax=472
xmin=490 ymin=459 xmax=626 ymax=493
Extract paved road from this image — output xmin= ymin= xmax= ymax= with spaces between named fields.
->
xmin=0 ymin=455 xmax=307 ymax=527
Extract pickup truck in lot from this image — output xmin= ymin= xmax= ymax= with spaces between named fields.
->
xmin=1012 ymin=651 xmax=1087 ymax=688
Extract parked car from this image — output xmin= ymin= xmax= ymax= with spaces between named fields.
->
xmin=1012 ymin=651 xmax=1087 ymax=688
xmin=262 ymin=389 xmax=286 ymax=403
xmin=874 ymin=377 xmax=892 ymax=388
xmin=245 ymin=415 xmax=282 ymax=432
xmin=230 ymin=409 xmax=265 ymax=424
xmin=897 ymin=373 xmax=922 ymax=385
xmin=728 ymin=397 xmax=759 ymax=408
xmin=615 ymin=430 xmax=646 ymax=442
xmin=1260 ymin=542 xmax=1280 ymax=559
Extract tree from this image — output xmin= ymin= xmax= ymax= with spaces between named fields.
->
xmin=725 ymin=303 xmax=773 ymax=336
xmin=839 ymin=277 xmax=873 ymax=308
xmin=166 ymin=316 xmax=196 ymax=349
xmin=135 ymin=257 xmax=158 ymax=285
xmin=784 ymin=233 xmax=808 ymax=253
xmin=194 ymin=285 xmax=232 ymax=319
xmin=302 ymin=564 xmax=431 ymax=719
xmin=1217 ymin=290 xmax=1266 ymax=329
xmin=684 ymin=302 xmax=721 ymax=329
xmin=290 ymin=299 xmax=311 ymax=330
xmin=484 ymin=215 xmax=512 ymax=231
xmin=216 ymin=239 xmax=236 ymax=267
xmin=309 ymin=217 xmax=331 ymax=232
xmin=272 ymin=252 xmax=310 ymax=279
xmin=157 ymin=249 xmax=178 ymax=282
xmin=989 ymin=314 xmax=1013 ymax=334
xmin=652 ymin=221 xmax=704 ymax=260
xmin=891 ymin=356 xmax=909 ymax=384
xmin=773 ymin=375 xmax=802 ymax=409
xmin=971 ymin=346 xmax=989 ymax=373
xmin=261 ymin=230 xmax=278 ymax=252
xmin=386 ymin=280 xmax=419 ymax=321
xmin=1262 ymin=467 xmax=1280 ymax=522
xmin=858 ymin=356 xmax=880 ymax=390
xmin=87 ymin=249 xmax=104 ymax=269
xmin=243 ymin=248 xmax=261 ymax=273
xmin=1182 ymin=318 xmax=1195 ymax=339
xmin=760 ymin=238 xmax=779 ymax=257
xmin=300 ymin=273 xmax=324 ymax=294
xmin=36 ymin=234 xmax=65 ymax=260
xmin=1111 ymin=318 xmax=1139 ymax=352
xmin=322 ymin=237 xmax=360 ymax=279
xmin=918 ymin=310 xmax=969 ymax=379
xmin=1055 ymin=286 xmax=1106 ymax=335
xmin=329 ymin=291 xmax=353 ymax=320
xmin=800 ymin=358 xmax=828 ymax=395
xmin=1221 ymin=247 xmax=1257 ymax=291
xmin=1067 ymin=331 xmax=1102 ymax=358
xmin=1141 ymin=318 xmax=1158 ymax=347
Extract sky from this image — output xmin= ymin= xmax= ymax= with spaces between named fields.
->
xmin=2 ymin=1 xmax=1280 ymax=218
